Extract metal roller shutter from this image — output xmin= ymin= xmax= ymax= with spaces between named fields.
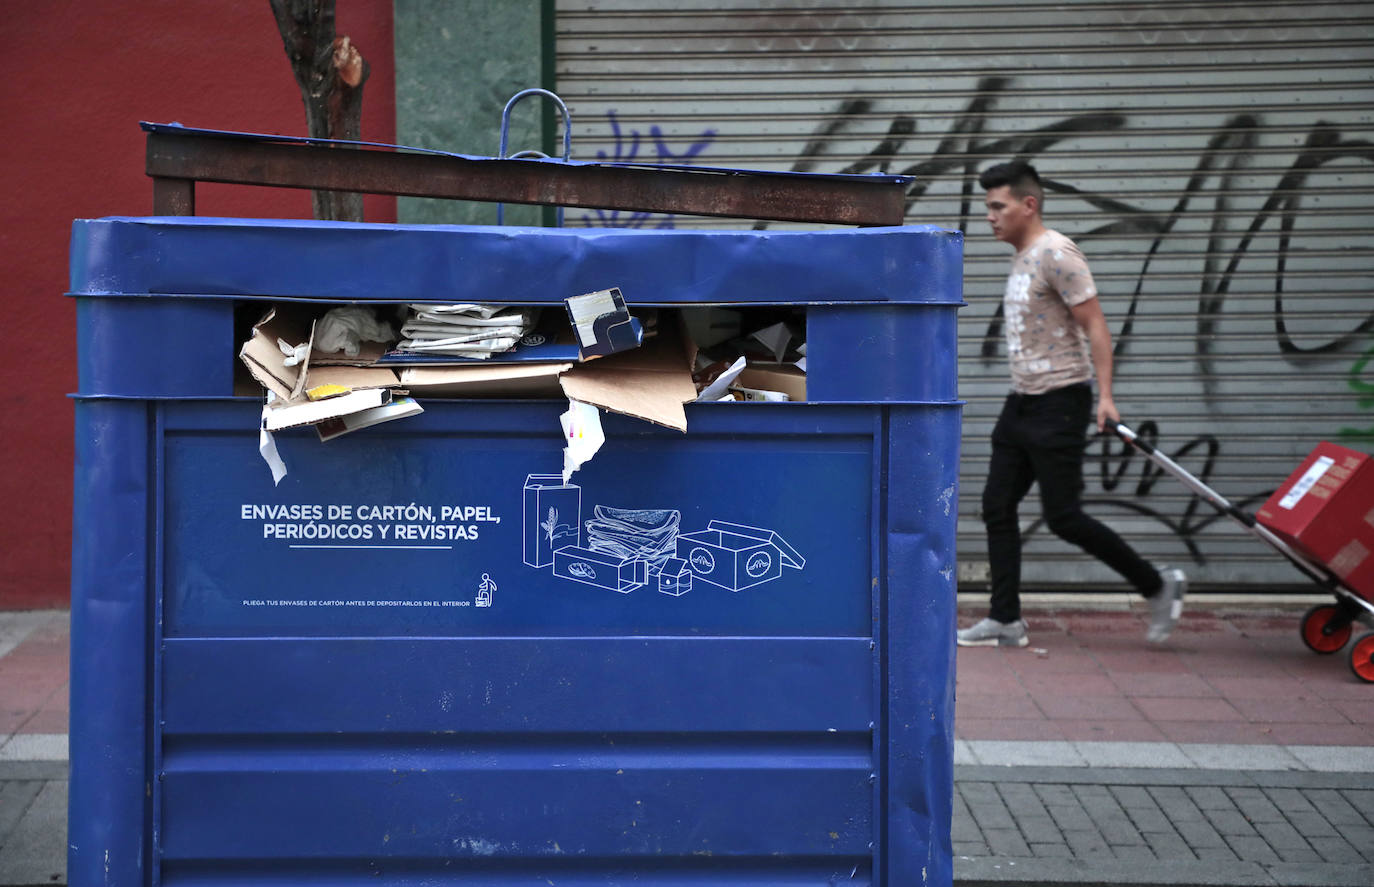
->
xmin=556 ymin=0 xmax=1374 ymax=592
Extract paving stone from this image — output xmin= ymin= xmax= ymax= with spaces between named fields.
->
xmin=1063 ymin=829 xmax=1113 ymax=858
xmin=1142 ymin=829 xmax=1198 ymax=860
xmin=0 ymin=778 xmax=43 ymax=836
xmin=956 ymin=840 xmax=989 ymax=862
xmin=960 ymin=783 xmax=1017 ymax=831
xmin=1254 ymin=819 xmax=1314 ymax=851
xmin=1147 ymin=785 xmax=1206 ymax=823
xmin=1208 ymin=808 xmax=1261 ymax=837
xmin=1192 ymin=844 xmax=1241 ymax=862
xmin=1176 ymin=818 xmax=1230 ymax=849
xmin=997 ymin=781 xmax=1055 ymax=837
xmin=1227 ymin=786 xmax=1286 ymax=823
xmin=951 ymin=811 xmax=982 ymax=843
xmin=1092 ymin=813 xmax=1145 ymax=846
xmin=1010 ymin=813 xmax=1062 ymax=844
xmin=984 ymin=827 xmax=1031 ymax=857
xmin=952 ymin=841 xmax=988 ymax=857
xmin=1033 ymin=784 xmax=1078 ymax=807
xmin=1124 ymin=802 xmax=1175 ymax=834
xmin=1075 ymin=785 xmax=1143 ymax=845
xmin=1187 ymin=785 xmax=1238 ymax=811
xmin=1045 ymin=802 xmax=1097 ymax=833
xmin=951 ymin=792 xmax=980 ymax=842
xmin=1338 ymin=824 xmax=1374 ymax=856
xmin=1109 ymin=784 xmax=1156 ymax=809
xmin=1224 ymin=833 xmax=1281 ymax=863
xmin=1264 ymin=786 xmax=1319 ymax=815
xmin=1341 ymin=788 xmax=1374 ymax=823
xmin=1306 ymin=789 xmax=1366 ymax=825
xmin=943 ymin=759 xmax=1374 ymax=883
xmin=1 ymin=778 xmax=66 ymax=885
xmin=1308 ymin=834 xmax=1369 ymax=864
xmin=958 ymin=781 xmax=999 ymax=804
xmin=1110 ymin=844 xmax=1157 ymax=860
xmin=1072 ymin=783 xmax=1114 ymax=801
xmin=1285 ymin=808 xmax=1338 ymax=838
xmin=996 ymin=781 xmax=1048 ymax=816
xmin=1273 ymin=845 xmax=1324 ymax=864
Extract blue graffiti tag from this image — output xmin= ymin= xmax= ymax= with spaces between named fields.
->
xmin=579 ymin=111 xmax=718 ymax=228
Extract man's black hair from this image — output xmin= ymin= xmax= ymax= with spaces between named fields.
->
xmin=979 ymin=160 xmax=1044 ymax=208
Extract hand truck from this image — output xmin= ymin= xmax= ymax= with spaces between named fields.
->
xmin=1108 ymin=421 xmax=1374 ymax=683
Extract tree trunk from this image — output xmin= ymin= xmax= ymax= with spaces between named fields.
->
xmin=270 ymin=0 xmax=370 ymax=221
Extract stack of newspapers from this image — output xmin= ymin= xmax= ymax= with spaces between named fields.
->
xmin=394 ymin=304 xmax=538 ymax=359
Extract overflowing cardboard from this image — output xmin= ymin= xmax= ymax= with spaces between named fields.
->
xmin=315 ymin=397 xmax=424 ymax=442
xmin=734 ymin=365 xmax=807 ymax=402
xmin=399 ymin=363 xmax=572 ymax=398
xmin=558 ymin=316 xmax=698 ymax=432
xmin=240 ymin=303 xmax=698 ymax=435
xmin=263 ymin=387 xmax=392 ymax=431
xmin=239 ymin=307 xmax=316 ymax=402
xmin=306 ymin=364 xmax=401 ymax=392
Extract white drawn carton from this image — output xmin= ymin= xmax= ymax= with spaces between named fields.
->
xmin=553 ymin=545 xmax=648 ymax=593
xmin=523 ymin=474 xmax=581 ymax=568
xmin=676 ymin=520 xmax=805 ymax=592
xmin=657 ymin=557 xmax=693 ymax=596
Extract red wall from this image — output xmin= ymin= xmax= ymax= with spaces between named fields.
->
xmin=2 ymin=2 xmax=396 ymax=608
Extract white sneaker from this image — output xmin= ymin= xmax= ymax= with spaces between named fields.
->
xmin=957 ymin=617 xmax=1029 ymax=648
xmin=1146 ymin=568 xmax=1187 ymax=643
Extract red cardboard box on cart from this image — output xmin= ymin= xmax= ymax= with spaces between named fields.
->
xmin=1255 ymin=442 xmax=1374 ymax=600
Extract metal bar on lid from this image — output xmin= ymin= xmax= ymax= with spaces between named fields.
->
xmin=146 ymin=128 xmax=908 ymax=226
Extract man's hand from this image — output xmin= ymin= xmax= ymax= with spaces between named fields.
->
xmin=1096 ymin=394 xmax=1120 ymax=433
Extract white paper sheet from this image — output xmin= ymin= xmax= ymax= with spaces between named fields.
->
xmin=258 ymin=399 xmax=288 ymax=485
xmin=560 ymin=399 xmax=606 ymax=483
xmin=694 ymin=356 xmax=747 ymax=402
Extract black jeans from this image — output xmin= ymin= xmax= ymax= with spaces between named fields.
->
xmin=982 ymin=383 xmax=1162 ymax=623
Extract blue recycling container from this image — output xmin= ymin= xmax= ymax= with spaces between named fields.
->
xmin=69 ymin=217 xmax=963 ymax=886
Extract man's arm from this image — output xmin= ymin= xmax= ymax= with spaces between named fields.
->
xmin=1069 ymin=297 xmax=1118 ymax=431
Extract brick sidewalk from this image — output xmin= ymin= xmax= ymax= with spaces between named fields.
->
xmin=954 ymin=765 xmax=1374 ymax=886
xmin=956 ymin=600 xmax=1373 ymax=746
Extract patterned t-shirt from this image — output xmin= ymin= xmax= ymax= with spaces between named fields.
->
xmin=1002 ymin=229 xmax=1097 ymax=394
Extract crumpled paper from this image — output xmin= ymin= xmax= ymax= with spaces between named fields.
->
xmin=259 ymin=394 xmax=288 ymax=485
xmin=560 ymin=399 xmax=605 ymax=483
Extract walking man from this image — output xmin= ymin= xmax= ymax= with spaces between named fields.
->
xmin=957 ymin=161 xmax=1186 ymax=648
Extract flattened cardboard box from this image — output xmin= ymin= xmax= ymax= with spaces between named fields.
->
xmin=558 ymin=316 xmax=698 ymax=431
xmin=239 ymin=307 xmax=316 ymax=402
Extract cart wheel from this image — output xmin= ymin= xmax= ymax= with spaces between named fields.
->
xmin=1350 ymin=633 xmax=1374 ymax=684
xmin=1300 ymin=604 xmax=1352 ymax=654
